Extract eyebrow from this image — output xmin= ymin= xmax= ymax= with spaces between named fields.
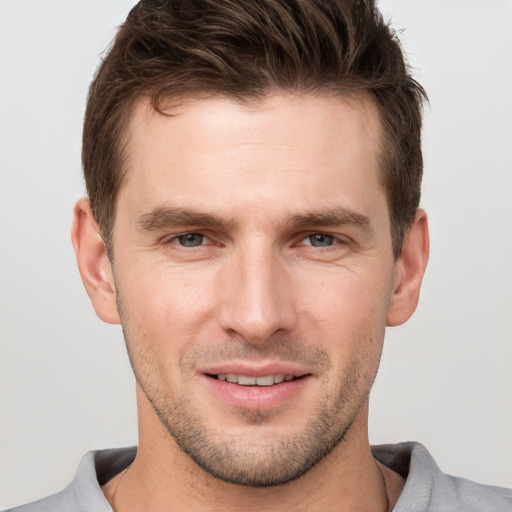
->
xmin=137 ymin=207 xmax=231 ymax=231
xmin=287 ymin=207 xmax=372 ymax=231
xmin=136 ymin=205 xmax=372 ymax=232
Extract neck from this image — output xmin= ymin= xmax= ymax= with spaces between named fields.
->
xmin=103 ymin=394 xmax=401 ymax=512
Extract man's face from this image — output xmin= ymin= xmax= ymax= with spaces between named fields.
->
xmin=111 ymin=93 xmax=399 ymax=485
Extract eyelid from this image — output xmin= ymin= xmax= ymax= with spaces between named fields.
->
xmin=162 ymin=231 xmax=211 ymax=246
xmin=295 ymin=232 xmax=349 ymax=246
xmin=159 ymin=230 xmax=350 ymax=249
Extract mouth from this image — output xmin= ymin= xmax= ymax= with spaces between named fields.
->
xmin=206 ymin=373 xmax=305 ymax=386
xmin=201 ymin=369 xmax=312 ymax=411
xmin=199 ymin=362 xmax=313 ymax=411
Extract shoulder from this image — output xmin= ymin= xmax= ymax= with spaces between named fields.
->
xmin=373 ymin=442 xmax=512 ymax=512
xmin=4 ymin=490 xmax=76 ymax=512
xmin=440 ymin=475 xmax=512 ymax=509
xmin=4 ymin=447 xmax=136 ymax=512
xmin=427 ymin=470 xmax=512 ymax=512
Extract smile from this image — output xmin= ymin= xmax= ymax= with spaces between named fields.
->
xmin=202 ymin=369 xmax=312 ymax=410
xmin=214 ymin=374 xmax=297 ymax=386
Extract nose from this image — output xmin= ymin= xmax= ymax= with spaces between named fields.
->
xmin=217 ymin=242 xmax=297 ymax=345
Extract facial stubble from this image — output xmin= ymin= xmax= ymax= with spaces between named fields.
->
xmin=143 ymin=377 xmax=363 ymax=487
xmin=120 ymin=313 xmax=383 ymax=488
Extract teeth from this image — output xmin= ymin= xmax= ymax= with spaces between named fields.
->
xmin=216 ymin=373 xmax=296 ymax=386
xmin=238 ymin=375 xmax=256 ymax=385
xmin=255 ymin=375 xmax=274 ymax=386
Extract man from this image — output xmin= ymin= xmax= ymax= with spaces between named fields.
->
xmin=7 ymin=0 xmax=511 ymax=510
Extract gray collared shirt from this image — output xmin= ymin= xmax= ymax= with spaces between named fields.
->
xmin=6 ymin=442 xmax=512 ymax=511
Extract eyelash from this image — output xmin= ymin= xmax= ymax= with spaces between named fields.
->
xmin=162 ymin=232 xmax=214 ymax=249
xmin=299 ymin=233 xmax=338 ymax=248
xmin=162 ymin=232 xmax=348 ymax=250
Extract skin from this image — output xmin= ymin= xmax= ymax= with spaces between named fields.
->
xmin=72 ymin=93 xmax=429 ymax=511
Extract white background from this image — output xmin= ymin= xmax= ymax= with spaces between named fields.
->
xmin=1 ymin=0 xmax=511 ymax=508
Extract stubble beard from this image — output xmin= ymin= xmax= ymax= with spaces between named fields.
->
xmin=145 ymin=383 xmax=362 ymax=487
xmin=123 ymin=331 xmax=380 ymax=488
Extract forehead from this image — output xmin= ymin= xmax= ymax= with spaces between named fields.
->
xmin=119 ymin=92 xmax=386 ymax=223
xmin=127 ymin=92 xmax=382 ymax=157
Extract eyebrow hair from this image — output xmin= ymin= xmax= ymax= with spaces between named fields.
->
xmin=136 ymin=205 xmax=372 ymax=233
xmin=288 ymin=207 xmax=372 ymax=231
xmin=137 ymin=207 xmax=231 ymax=231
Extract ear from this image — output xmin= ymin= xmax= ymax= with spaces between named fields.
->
xmin=386 ymin=209 xmax=429 ymax=327
xmin=71 ymin=198 xmax=121 ymax=324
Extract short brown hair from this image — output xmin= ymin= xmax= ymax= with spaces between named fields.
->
xmin=82 ymin=0 xmax=426 ymax=258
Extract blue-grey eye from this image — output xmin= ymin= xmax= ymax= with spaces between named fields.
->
xmin=177 ymin=233 xmax=204 ymax=247
xmin=308 ymin=234 xmax=335 ymax=247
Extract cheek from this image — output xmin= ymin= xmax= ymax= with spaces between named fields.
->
xmin=295 ymin=267 xmax=391 ymax=377
xmin=297 ymin=266 xmax=393 ymax=330
xmin=116 ymin=263 xmax=219 ymax=359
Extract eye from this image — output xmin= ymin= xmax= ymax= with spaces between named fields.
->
xmin=175 ymin=233 xmax=206 ymax=247
xmin=303 ymin=233 xmax=336 ymax=247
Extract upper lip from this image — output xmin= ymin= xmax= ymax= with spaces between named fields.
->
xmin=199 ymin=361 xmax=311 ymax=378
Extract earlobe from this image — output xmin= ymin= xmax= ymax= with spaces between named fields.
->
xmin=386 ymin=209 xmax=429 ymax=327
xmin=71 ymin=198 xmax=121 ymax=324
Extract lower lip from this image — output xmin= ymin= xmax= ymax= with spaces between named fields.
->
xmin=201 ymin=375 xmax=312 ymax=411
